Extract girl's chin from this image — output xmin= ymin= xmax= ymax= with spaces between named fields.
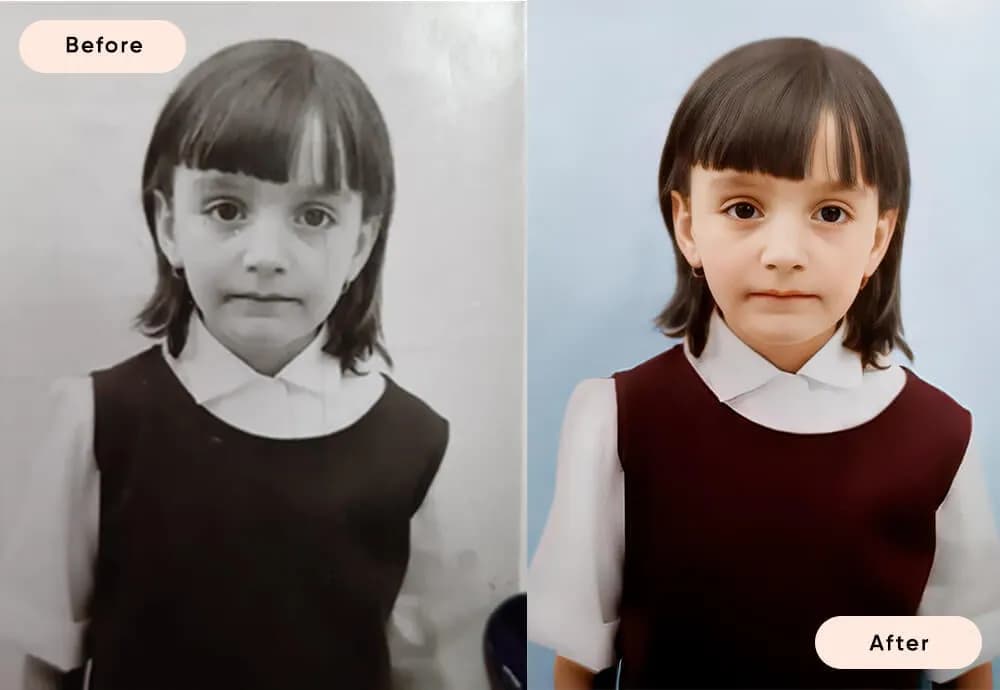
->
xmin=736 ymin=317 xmax=836 ymax=347
xmin=222 ymin=319 xmax=310 ymax=348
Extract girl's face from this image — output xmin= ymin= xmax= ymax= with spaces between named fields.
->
xmin=154 ymin=165 xmax=378 ymax=370
xmin=672 ymin=116 xmax=898 ymax=369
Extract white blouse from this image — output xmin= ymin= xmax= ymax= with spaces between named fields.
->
xmin=0 ymin=313 xmax=449 ymax=687
xmin=528 ymin=311 xmax=1000 ymax=684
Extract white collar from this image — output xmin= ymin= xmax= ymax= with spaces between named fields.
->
xmin=165 ymin=312 xmax=342 ymax=404
xmin=687 ymin=310 xmax=864 ymax=403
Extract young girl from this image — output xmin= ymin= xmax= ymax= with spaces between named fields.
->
xmin=529 ymin=37 xmax=1000 ymax=689
xmin=0 ymin=39 xmax=449 ymax=690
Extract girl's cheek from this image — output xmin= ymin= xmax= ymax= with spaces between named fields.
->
xmin=705 ymin=239 xmax=743 ymax=272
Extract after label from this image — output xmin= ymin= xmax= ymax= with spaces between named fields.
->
xmin=869 ymin=634 xmax=930 ymax=652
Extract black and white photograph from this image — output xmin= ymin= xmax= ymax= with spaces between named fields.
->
xmin=0 ymin=3 xmax=525 ymax=689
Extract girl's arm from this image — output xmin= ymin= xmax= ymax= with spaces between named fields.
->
xmin=387 ymin=482 xmax=449 ymax=690
xmin=0 ymin=378 xmax=99 ymax=688
xmin=21 ymin=658 xmax=85 ymax=690
xmin=949 ymin=663 xmax=993 ymax=690
xmin=554 ymin=655 xmax=595 ymax=690
xmin=528 ymin=379 xmax=624 ymax=686
xmin=20 ymin=656 xmax=61 ymax=690
xmin=918 ymin=420 xmax=1000 ymax=690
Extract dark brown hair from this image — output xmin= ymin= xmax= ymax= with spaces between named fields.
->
xmin=656 ymin=37 xmax=912 ymax=367
xmin=136 ymin=39 xmax=394 ymax=373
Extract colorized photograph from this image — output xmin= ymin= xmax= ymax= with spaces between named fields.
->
xmin=526 ymin=1 xmax=1000 ymax=688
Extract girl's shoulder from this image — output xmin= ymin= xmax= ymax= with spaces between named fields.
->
xmin=373 ymin=375 xmax=449 ymax=445
xmin=566 ymin=377 xmax=616 ymax=413
xmin=897 ymin=366 xmax=969 ymax=412
xmin=83 ymin=344 xmax=168 ymax=417
xmin=599 ymin=344 xmax=690 ymax=406
xmin=18 ymin=375 xmax=98 ymax=453
xmin=895 ymin=366 xmax=972 ymax=429
xmin=15 ymin=347 xmax=164 ymax=440
xmin=46 ymin=372 xmax=93 ymax=401
xmin=89 ymin=344 xmax=162 ymax=379
xmin=559 ymin=378 xmax=618 ymax=442
xmin=560 ymin=344 xmax=688 ymax=426
xmin=564 ymin=345 xmax=686 ymax=404
xmin=377 ymin=375 xmax=444 ymax=419
xmin=618 ymin=344 xmax=686 ymax=375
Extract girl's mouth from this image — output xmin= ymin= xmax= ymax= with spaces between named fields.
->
xmin=229 ymin=292 xmax=298 ymax=303
xmin=748 ymin=290 xmax=819 ymax=300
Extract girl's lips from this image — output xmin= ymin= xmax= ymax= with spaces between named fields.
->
xmin=748 ymin=291 xmax=818 ymax=299
xmin=229 ymin=293 xmax=297 ymax=302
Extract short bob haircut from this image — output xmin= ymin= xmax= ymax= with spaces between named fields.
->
xmin=136 ymin=39 xmax=394 ymax=373
xmin=656 ymin=37 xmax=912 ymax=368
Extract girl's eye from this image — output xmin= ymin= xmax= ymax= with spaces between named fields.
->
xmin=297 ymin=207 xmax=337 ymax=229
xmin=205 ymin=200 xmax=245 ymax=223
xmin=724 ymin=202 xmax=762 ymax=220
xmin=815 ymin=205 xmax=849 ymax=224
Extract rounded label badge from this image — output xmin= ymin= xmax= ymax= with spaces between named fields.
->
xmin=20 ymin=20 xmax=186 ymax=74
xmin=816 ymin=617 xmax=982 ymax=670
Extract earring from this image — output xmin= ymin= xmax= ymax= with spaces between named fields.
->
xmin=690 ymin=265 xmax=705 ymax=279
xmin=171 ymin=265 xmax=184 ymax=280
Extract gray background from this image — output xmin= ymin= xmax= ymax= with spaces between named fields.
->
xmin=0 ymin=3 xmax=524 ymax=688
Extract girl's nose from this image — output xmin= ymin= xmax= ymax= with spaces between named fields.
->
xmin=241 ymin=221 xmax=289 ymax=274
xmin=759 ymin=220 xmax=808 ymax=272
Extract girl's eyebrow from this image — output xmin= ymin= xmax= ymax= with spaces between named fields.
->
xmin=190 ymin=173 xmax=351 ymax=201
xmin=813 ymin=179 xmax=866 ymax=194
xmin=295 ymin=183 xmax=349 ymax=198
xmin=708 ymin=174 xmax=865 ymax=195
xmin=708 ymin=174 xmax=768 ymax=192
xmin=289 ymin=184 xmax=356 ymax=205
xmin=193 ymin=175 xmax=252 ymax=194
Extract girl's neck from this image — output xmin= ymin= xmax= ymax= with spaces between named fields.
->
xmin=205 ymin=322 xmax=319 ymax=377
xmin=239 ymin=339 xmax=314 ymax=377
xmin=729 ymin=321 xmax=838 ymax=374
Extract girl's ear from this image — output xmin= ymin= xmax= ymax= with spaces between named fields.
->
xmin=865 ymin=208 xmax=898 ymax=277
xmin=347 ymin=216 xmax=380 ymax=283
xmin=152 ymin=190 xmax=181 ymax=269
xmin=670 ymin=190 xmax=701 ymax=271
